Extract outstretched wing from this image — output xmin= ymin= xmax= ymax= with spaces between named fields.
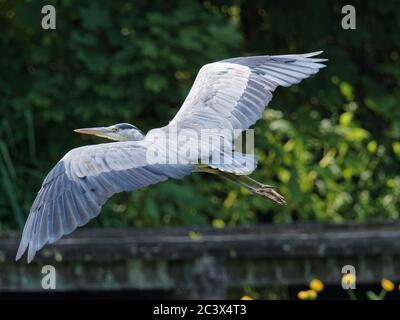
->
xmin=170 ymin=51 xmax=327 ymax=134
xmin=16 ymin=141 xmax=194 ymax=263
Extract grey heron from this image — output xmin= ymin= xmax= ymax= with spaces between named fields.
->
xmin=16 ymin=51 xmax=326 ymax=262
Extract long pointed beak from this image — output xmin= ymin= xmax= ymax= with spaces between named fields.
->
xmin=74 ymin=127 xmax=110 ymax=136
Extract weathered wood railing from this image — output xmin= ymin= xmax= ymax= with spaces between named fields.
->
xmin=1 ymin=222 xmax=400 ymax=298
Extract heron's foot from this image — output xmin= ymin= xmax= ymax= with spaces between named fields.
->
xmin=255 ymin=186 xmax=287 ymax=205
xmin=211 ymin=171 xmax=287 ymax=205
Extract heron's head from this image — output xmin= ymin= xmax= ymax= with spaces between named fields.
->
xmin=74 ymin=123 xmax=145 ymax=141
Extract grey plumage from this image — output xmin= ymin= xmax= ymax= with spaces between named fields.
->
xmin=16 ymin=51 xmax=326 ymax=262
xmin=17 ymin=142 xmax=195 ymax=262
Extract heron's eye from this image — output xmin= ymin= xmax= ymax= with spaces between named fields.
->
xmin=111 ymin=127 xmax=118 ymax=132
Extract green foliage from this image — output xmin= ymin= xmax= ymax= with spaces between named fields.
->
xmin=0 ymin=0 xmax=399 ymax=230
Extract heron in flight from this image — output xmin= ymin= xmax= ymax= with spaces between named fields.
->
xmin=16 ymin=51 xmax=326 ymax=262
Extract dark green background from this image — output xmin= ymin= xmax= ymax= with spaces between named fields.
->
xmin=1 ymin=0 xmax=399 ymax=231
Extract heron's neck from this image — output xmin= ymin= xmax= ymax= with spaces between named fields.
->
xmin=124 ymin=130 xmax=145 ymax=141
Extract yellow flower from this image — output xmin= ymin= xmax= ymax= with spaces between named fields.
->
xmin=297 ymin=290 xmax=309 ymax=300
xmin=307 ymin=290 xmax=318 ymax=300
xmin=297 ymin=290 xmax=317 ymax=300
xmin=309 ymin=279 xmax=324 ymax=292
xmin=240 ymin=295 xmax=253 ymax=300
xmin=381 ymin=278 xmax=395 ymax=292
xmin=342 ymin=273 xmax=356 ymax=286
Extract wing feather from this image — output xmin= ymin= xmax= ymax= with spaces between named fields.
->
xmin=16 ymin=141 xmax=194 ymax=262
xmin=171 ymin=51 xmax=326 ymax=134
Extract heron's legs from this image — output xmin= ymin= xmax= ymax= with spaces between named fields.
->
xmin=195 ymin=167 xmax=252 ymax=190
xmin=218 ymin=172 xmax=255 ymax=193
xmin=195 ymin=166 xmax=286 ymax=205
xmin=222 ymin=172 xmax=286 ymax=205
xmin=237 ymin=175 xmax=274 ymax=189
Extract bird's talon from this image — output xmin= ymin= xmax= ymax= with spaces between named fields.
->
xmin=255 ymin=186 xmax=286 ymax=205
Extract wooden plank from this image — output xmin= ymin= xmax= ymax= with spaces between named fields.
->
xmin=1 ymin=222 xmax=400 ymax=297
